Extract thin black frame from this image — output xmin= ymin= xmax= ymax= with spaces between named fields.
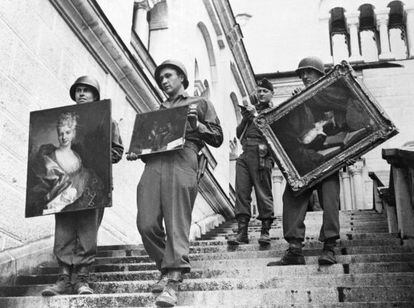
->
xmin=128 ymin=105 xmax=189 ymax=157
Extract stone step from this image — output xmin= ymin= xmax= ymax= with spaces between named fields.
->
xmin=220 ymin=219 xmax=388 ymax=230
xmin=219 ymin=223 xmax=387 ymax=233
xmin=211 ymin=224 xmax=389 ymax=234
xmin=1 ymin=286 xmax=413 ymax=307
xmin=14 ymin=262 xmax=414 ymax=285
xmin=200 ymin=232 xmax=394 ymax=242
xmin=202 ymin=227 xmax=391 ymax=240
xmin=35 ymin=252 xmax=414 ymax=275
xmin=94 ymin=233 xmax=399 ymax=253
xmin=3 ymin=273 xmax=414 ymax=297
xmin=95 ymin=238 xmax=403 ymax=257
xmin=91 ymin=244 xmax=414 ymax=266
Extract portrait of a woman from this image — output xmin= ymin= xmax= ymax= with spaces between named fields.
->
xmin=28 ymin=112 xmax=105 ymax=216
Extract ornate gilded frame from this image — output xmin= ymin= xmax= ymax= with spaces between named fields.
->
xmin=255 ymin=61 xmax=398 ymax=195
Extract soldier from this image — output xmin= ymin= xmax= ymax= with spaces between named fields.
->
xmin=227 ymin=78 xmax=275 ymax=247
xmin=127 ymin=59 xmax=223 ymax=307
xmin=41 ymin=76 xmax=124 ymax=296
xmin=267 ymin=57 xmax=340 ymax=266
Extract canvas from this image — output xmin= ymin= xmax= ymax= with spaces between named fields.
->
xmin=255 ymin=61 xmax=398 ymax=195
xmin=128 ymin=105 xmax=189 ymax=157
xmin=25 ymin=100 xmax=112 ymax=217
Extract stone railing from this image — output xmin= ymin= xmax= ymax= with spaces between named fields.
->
xmin=372 ymin=144 xmax=414 ymax=241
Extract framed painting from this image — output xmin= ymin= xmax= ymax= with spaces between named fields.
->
xmin=255 ymin=61 xmax=398 ymax=195
xmin=25 ymin=100 xmax=112 ymax=217
xmin=128 ymin=105 xmax=188 ymax=157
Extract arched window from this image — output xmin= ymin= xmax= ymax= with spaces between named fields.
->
xmin=388 ymin=1 xmax=408 ymax=59
xmin=330 ymin=7 xmax=350 ymax=63
xmin=359 ymin=4 xmax=379 ymax=62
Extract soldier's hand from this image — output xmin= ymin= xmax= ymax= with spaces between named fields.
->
xmin=187 ymin=104 xmax=199 ymax=130
xmin=241 ymin=105 xmax=256 ymax=120
xmin=126 ymin=152 xmax=139 ymax=161
xmin=292 ymin=87 xmax=302 ymax=96
xmin=346 ymin=158 xmax=358 ymax=166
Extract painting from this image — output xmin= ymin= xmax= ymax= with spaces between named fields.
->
xmin=128 ymin=105 xmax=188 ymax=156
xmin=255 ymin=61 xmax=398 ymax=195
xmin=25 ymin=100 xmax=112 ymax=217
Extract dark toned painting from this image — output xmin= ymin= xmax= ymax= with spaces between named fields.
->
xmin=25 ymin=100 xmax=112 ymax=217
xmin=255 ymin=61 xmax=398 ymax=195
xmin=128 ymin=105 xmax=188 ymax=156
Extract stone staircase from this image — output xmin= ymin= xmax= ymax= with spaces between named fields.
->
xmin=1 ymin=209 xmax=414 ymax=307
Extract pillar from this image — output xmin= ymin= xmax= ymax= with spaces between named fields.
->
xmin=271 ymin=167 xmax=285 ymax=216
xmin=319 ymin=13 xmax=334 ymax=65
xmin=376 ymin=10 xmax=394 ymax=60
xmin=133 ymin=0 xmax=153 ymax=48
xmin=360 ymin=29 xmax=379 ymax=62
xmin=349 ymin=159 xmax=367 ymax=210
xmin=405 ymin=7 xmax=414 ymax=58
xmin=345 ymin=14 xmax=363 ymax=63
xmin=332 ymin=33 xmax=349 ymax=64
xmin=340 ymin=169 xmax=353 ymax=210
xmin=389 ymin=27 xmax=407 ymax=60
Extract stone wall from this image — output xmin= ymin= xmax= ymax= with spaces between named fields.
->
xmin=0 ymin=0 xmax=144 ymax=252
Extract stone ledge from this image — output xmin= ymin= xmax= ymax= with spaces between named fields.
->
xmin=0 ymin=236 xmax=54 ymax=285
xmin=189 ymin=214 xmax=226 ymax=241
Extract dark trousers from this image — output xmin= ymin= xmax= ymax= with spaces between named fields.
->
xmin=136 ymin=146 xmax=198 ymax=274
xmin=282 ymin=172 xmax=340 ymax=243
xmin=235 ymin=146 xmax=274 ymax=221
xmin=54 ymin=207 xmax=104 ymax=267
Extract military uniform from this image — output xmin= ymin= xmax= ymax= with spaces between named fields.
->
xmin=228 ymin=78 xmax=275 ymax=247
xmin=54 ymin=121 xmax=123 ymax=267
xmin=267 ymin=57 xmax=341 ymax=266
xmin=42 ymin=76 xmax=124 ymax=296
xmin=137 ymin=93 xmax=223 ymax=274
xmin=235 ymin=110 xmax=274 ymax=221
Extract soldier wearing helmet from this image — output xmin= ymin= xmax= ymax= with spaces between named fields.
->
xmin=42 ymin=76 xmax=123 ymax=297
xmin=267 ymin=56 xmax=341 ymax=267
xmin=128 ymin=60 xmax=223 ymax=307
xmin=227 ymin=78 xmax=275 ymax=248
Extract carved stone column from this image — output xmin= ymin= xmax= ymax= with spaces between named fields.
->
xmin=319 ymin=14 xmax=334 ymax=64
xmin=332 ymin=33 xmax=349 ymax=64
xmin=348 ymin=160 xmax=367 ymax=210
xmin=272 ymin=167 xmax=285 ymax=216
xmin=340 ymin=170 xmax=353 ymax=210
xmin=376 ymin=10 xmax=394 ymax=60
xmin=345 ymin=14 xmax=363 ymax=63
xmin=405 ymin=7 xmax=414 ymax=58
xmin=133 ymin=0 xmax=163 ymax=48
xmin=360 ymin=29 xmax=379 ymax=62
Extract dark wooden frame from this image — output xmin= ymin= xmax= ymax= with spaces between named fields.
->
xmin=128 ymin=105 xmax=189 ymax=157
xmin=26 ymin=100 xmax=112 ymax=217
xmin=255 ymin=61 xmax=398 ymax=195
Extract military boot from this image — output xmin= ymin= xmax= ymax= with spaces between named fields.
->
xmin=151 ymin=272 xmax=168 ymax=293
xmin=73 ymin=266 xmax=93 ymax=295
xmin=155 ymin=270 xmax=182 ymax=307
xmin=227 ymin=215 xmax=250 ymax=246
xmin=41 ymin=264 xmax=72 ymax=296
xmin=318 ymin=239 xmax=337 ymax=265
xmin=267 ymin=241 xmax=305 ymax=266
xmin=258 ymin=219 xmax=273 ymax=246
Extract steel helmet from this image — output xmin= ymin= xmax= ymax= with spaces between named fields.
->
xmin=70 ymin=76 xmax=100 ymax=101
xmin=295 ymin=56 xmax=325 ymax=76
xmin=155 ymin=59 xmax=189 ymax=89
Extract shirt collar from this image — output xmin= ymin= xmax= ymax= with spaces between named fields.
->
xmin=162 ymin=91 xmax=190 ymax=106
